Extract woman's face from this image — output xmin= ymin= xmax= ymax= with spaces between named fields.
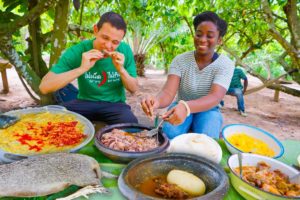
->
xmin=194 ymin=21 xmax=222 ymax=56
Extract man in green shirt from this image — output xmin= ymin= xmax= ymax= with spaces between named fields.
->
xmin=220 ymin=67 xmax=248 ymax=116
xmin=39 ymin=12 xmax=138 ymax=124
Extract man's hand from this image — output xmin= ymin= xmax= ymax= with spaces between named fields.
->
xmin=141 ymin=96 xmax=160 ymax=120
xmin=101 ymin=50 xmax=125 ymax=74
xmin=110 ymin=52 xmax=125 ymax=73
xmin=80 ymin=49 xmax=105 ymax=72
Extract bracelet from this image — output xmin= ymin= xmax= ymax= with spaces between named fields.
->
xmin=179 ymin=100 xmax=191 ymax=117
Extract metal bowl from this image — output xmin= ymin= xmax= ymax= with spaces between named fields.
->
xmin=94 ymin=123 xmax=169 ymax=163
xmin=118 ymin=153 xmax=229 ymax=200
xmin=0 ymin=106 xmax=95 ymax=163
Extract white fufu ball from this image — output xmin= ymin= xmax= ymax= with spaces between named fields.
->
xmin=167 ymin=133 xmax=222 ymax=163
xmin=167 ymin=169 xmax=206 ymax=196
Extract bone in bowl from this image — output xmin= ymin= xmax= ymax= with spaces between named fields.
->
xmin=222 ymin=123 xmax=284 ymax=158
xmin=118 ymin=153 xmax=229 ymax=200
xmin=94 ymin=123 xmax=170 ymax=163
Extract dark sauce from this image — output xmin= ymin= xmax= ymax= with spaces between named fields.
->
xmin=136 ymin=175 xmax=193 ymax=199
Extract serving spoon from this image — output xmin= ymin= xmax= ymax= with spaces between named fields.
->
xmin=0 ymin=112 xmax=19 ymax=129
xmin=237 ymin=152 xmax=243 ymax=179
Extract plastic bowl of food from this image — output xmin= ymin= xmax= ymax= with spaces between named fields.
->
xmin=94 ymin=123 xmax=169 ymax=163
xmin=222 ymin=124 xmax=284 ymax=158
xmin=228 ymin=153 xmax=300 ymax=200
xmin=118 ymin=153 xmax=229 ymax=199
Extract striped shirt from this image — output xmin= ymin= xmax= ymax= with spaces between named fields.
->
xmin=169 ymin=51 xmax=234 ymax=101
xmin=229 ymin=68 xmax=247 ymax=89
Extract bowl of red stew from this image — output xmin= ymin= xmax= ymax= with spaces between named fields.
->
xmin=94 ymin=123 xmax=169 ymax=163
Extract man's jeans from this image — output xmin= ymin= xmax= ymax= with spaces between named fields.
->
xmin=227 ymin=88 xmax=245 ymax=112
xmin=162 ymin=102 xmax=223 ymax=139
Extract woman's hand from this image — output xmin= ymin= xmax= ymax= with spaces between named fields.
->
xmin=162 ymin=103 xmax=188 ymax=125
xmin=140 ymin=96 xmax=160 ymax=119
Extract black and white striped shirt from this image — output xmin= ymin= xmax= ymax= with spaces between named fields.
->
xmin=169 ymin=51 xmax=234 ymax=101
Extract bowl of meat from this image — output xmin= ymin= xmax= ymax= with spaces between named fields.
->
xmin=94 ymin=123 xmax=170 ymax=163
xmin=228 ymin=153 xmax=300 ymax=200
xmin=118 ymin=153 xmax=229 ymax=199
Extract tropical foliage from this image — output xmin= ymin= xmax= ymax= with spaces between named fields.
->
xmin=0 ymin=0 xmax=299 ymax=104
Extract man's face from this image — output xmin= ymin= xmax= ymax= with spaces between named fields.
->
xmin=93 ymin=22 xmax=125 ymax=52
xmin=193 ymin=21 xmax=221 ymax=56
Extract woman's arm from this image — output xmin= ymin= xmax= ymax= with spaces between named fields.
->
xmin=141 ymin=74 xmax=180 ymax=117
xmin=157 ymin=75 xmax=180 ymax=108
xmin=187 ymin=84 xmax=226 ymax=113
xmin=162 ymin=84 xmax=226 ymax=125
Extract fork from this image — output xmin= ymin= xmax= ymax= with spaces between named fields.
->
xmin=144 ymin=119 xmax=165 ymax=138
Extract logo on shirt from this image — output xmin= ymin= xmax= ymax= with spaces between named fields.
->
xmin=85 ymin=71 xmax=120 ymax=87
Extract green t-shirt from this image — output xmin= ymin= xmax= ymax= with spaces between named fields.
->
xmin=51 ymin=39 xmax=137 ymax=103
xmin=229 ymin=68 xmax=247 ymax=89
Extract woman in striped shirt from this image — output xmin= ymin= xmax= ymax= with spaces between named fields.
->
xmin=141 ymin=11 xmax=234 ymax=139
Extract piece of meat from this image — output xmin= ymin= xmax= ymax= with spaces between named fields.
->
xmin=153 ymin=177 xmax=189 ymax=199
xmin=0 ymin=153 xmax=101 ymax=197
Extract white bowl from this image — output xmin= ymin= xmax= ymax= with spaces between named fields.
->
xmin=222 ymin=124 xmax=284 ymax=158
xmin=228 ymin=153 xmax=299 ymax=200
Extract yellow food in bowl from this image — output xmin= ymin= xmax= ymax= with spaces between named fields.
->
xmin=227 ymin=133 xmax=275 ymax=157
xmin=0 ymin=112 xmax=86 ymax=155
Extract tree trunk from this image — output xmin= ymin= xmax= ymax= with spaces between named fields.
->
xmin=49 ymin=0 xmax=70 ymax=67
xmin=268 ymin=84 xmax=300 ymax=97
xmin=159 ymin=42 xmax=168 ymax=74
xmin=27 ymin=0 xmax=48 ymax=78
xmin=0 ymin=35 xmax=53 ymax=104
xmin=134 ymin=54 xmax=146 ymax=77
xmin=274 ymin=90 xmax=280 ymax=102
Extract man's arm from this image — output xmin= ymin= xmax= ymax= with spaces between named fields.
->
xmin=119 ymin=68 xmax=138 ymax=93
xmin=243 ymin=78 xmax=248 ymax=94
xmin=39 ymin=49 xmax=106 ymax=94
xmin=39 ymin=69 xmax=85 ymax=94
xmin=110 ymin=51 xmax=138 ymax=94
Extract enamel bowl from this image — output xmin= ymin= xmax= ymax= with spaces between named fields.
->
xmin=222 ymin=124 xmax=284 ymax=158
xmin=228 ymin=153 xmax=299 ymax=200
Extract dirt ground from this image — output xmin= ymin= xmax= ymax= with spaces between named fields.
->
xmin=1 ymin=68 xmax=299 ymax=141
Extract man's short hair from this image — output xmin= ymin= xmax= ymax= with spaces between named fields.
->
xmin=193 ymin=11 xmax=227 ymax=37
xmin=96 ymin=11 xmax=127 ymax=36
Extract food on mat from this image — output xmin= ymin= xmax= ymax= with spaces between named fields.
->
xmin=0 ymin=153 xmax=102 ymax=197
xmin=167 ymin=170 xmax=206 ymax=196
xmin=167 ymin=133 xmax=222 ymax=163
xmin=0 ymin=112 xmax=86 ymax=155
xmin=234 ymin=161 xmax=300 ymax=197
xmin=137 ymin=169 xmax=205 ymax=199
xmin=227 ymin=133 xmax=275 ymax=157
xmin=100 ymin=128 xmax=159 ymax=152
